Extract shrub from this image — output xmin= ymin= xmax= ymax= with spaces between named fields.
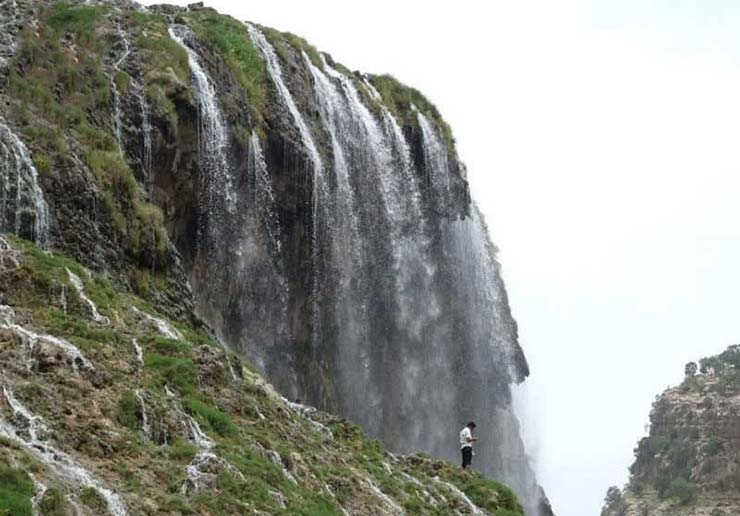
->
xmin=663 ymin=478 xmax=698 ymax=505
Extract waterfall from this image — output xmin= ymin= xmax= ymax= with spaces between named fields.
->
xmin=110 ymin=24 xmax=132 ymax=151
xmin=132 ymin=338 xmax=144 ymax=367
xmin=135 ymin=389 xmax=151 ymax=441
xmin=0 ymin=387 xmax=128 ymax=515
xmin=139 ymin=94 xmax=153 ymax=178
xmin=66 ymin=268 xmax=110 ymax=325
xmin=0 ymin=116 xmax=49 ymax=247
xmin=1 ymin=304 xmax=94 ymax=373
xmin=248 ymin=132 xmax=290 ymax=344
xmin=247 ymin=24 xmax=329 ymax=350
xmin=131 ymin=306 xmax=183 ymax=340
xmin=417 ymin=111 xmax=452 ymax=214
xmin=169 ymin=25 xmax=236 ymax=220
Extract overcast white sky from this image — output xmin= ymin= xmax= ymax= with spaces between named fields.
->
xmin=143 ymin=1 xmax=740 ymax=514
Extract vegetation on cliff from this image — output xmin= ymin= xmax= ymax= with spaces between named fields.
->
xmin=0 ymin=234 xmax=523 ymax=515
xmin=602 ymin=346 xmax=740 ymax=516
xmin=8 ymin=1 xmax=170 ymax=274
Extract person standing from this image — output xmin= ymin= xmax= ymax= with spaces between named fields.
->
xmin=459 ymin=421 xmax=478 ymax=469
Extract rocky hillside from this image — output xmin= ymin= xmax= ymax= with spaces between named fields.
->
xmin=0 ymin=0 xmax=550 ymax=512
xmin=601 ymin=347 xmax=740 ymax=516
xmin=0 ymin=235 xmax=526 ymax=515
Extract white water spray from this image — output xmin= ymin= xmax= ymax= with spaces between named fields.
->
xmin=0 ymin=116 xmax=49 ymax=246
xmin=0 ymin=387 xmax=127 ymax=515
xmin=66 ymin=268 xmax=109 ymax=324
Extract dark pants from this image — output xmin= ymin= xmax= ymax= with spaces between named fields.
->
xmin=461 ymin=446 xmax=473 ymax=469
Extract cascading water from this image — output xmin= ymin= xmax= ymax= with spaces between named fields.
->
xmin=110 ymin=24 xmax=132 ymax=150
xmin=132 ymin=306 xmax=183 ymax=340
xmin=247 ymin=24 xmax=330 ymax=353
xmin=169 ymin=25 xmax=236 ymax=220
xmin=1 ymin=304 xmax=94 ymax=373
xmin=0 ymin=116 xmax=49 ymax=246
xmin=140 ymin=21 xmax=543 ymax=513
xmin=0 ymin=386 xmax=128 ymax=515
xmin=66 ymin=268 xmax=110 ymax=325
xmin=169 ymin=24 xmax=291 ymax=379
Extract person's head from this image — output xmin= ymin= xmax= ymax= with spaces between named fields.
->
xmin=467 ymin=421 xmax=477 ymax=430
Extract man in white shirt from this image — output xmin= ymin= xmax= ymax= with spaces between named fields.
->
xmin=459 ymin=421 xmax=478 ymax=469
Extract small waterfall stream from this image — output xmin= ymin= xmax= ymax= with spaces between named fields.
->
xmin=169 ymin=24 xmax=236 ymax=221
xmin=0 ymin=117 xmax=49 ymax=246
xmin=132 ymin=306 xmax=183 ymax=340
xmin=247 ymin=24 xmax=330 ymax=349
xmin=0 ymin=386 xmax=128 ymax=515
xmin=110 ymin=24 xmax=132 ymax=151
xmin=1 ymin=304 xmax=94 ymax=373
xmin=66 ymin=268 xmax=110 ymax=325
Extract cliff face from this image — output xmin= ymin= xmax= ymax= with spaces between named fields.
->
xmin=0 ymin=0 xmax=549 ymax=513
xmin=602 ymin=347 xmax=740 ymax=516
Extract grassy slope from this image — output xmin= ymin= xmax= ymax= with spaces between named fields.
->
xmin=0 ymin=234 xmax=522 ymax=516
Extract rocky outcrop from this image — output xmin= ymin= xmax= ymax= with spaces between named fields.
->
xmin=602 ymin=347 xmax=740 ymax=516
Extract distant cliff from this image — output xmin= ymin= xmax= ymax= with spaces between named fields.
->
xmin=602 ymin=346 xmax=740 ymax=516
xmin=0 ymin=0 xmax=550 ymax=513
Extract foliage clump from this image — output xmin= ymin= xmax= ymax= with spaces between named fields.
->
xmin=183 ymin=10 xmax=267 ymax=121
xmin=0 ymin=464 xmax=35 ymax=516
xmin=369 ymin=73 xmax=456 ymax=151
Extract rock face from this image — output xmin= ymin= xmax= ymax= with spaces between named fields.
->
xmin=0 ymin=0 xmax=550 ymax=513
xmin=602 ymin=346 xmax=740 ymax=516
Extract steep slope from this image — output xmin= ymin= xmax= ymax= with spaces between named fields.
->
xmin=0 ymin=234 xmax=526 ymax=515
xmin=0 ymin=0 xmax=550 ymax=513
xmin=602 ymin=347 xmax=740 ymax=516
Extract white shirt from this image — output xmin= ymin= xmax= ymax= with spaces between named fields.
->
xmin=460 ymin=427 xmax=473 ymax=449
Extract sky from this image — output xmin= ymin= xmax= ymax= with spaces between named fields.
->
xmin=142 ymin=1 xmax=740 ymax=514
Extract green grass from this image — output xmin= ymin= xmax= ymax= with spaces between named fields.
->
xmin=167 ymin=439 xmax=198 ymax=463
xmin=117 ymin=390 xmax=141 ymax=431
xmin=1 ymin=202 xmax=525 ymax=516
xmin=145 ymin=354 xmax=198 ymax=394
xmin=183 ymin=398 xmax=238 ymax=438
xmin=79 ymin=487 xmax=107 ymax=512
xmin=38 ymin=487 xmax=67 ymax=515
xmin=45 ymin=2 xmax=107 ymax=35
xmin=260 ymin=26 xmax=323 ymax=68
xmin=369 ymin=74 xmax=456 ymax=152
xmin=0 ymin=465 xmax=35 ymax=516
xmin=184 ymin=11 xmax=266 ymax=118
xmin=7 ymin=4 xmax=172 ymax=285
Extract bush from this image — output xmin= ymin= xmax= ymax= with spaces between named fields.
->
xmin=663 ymin=478 xmax=698 ymax=505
